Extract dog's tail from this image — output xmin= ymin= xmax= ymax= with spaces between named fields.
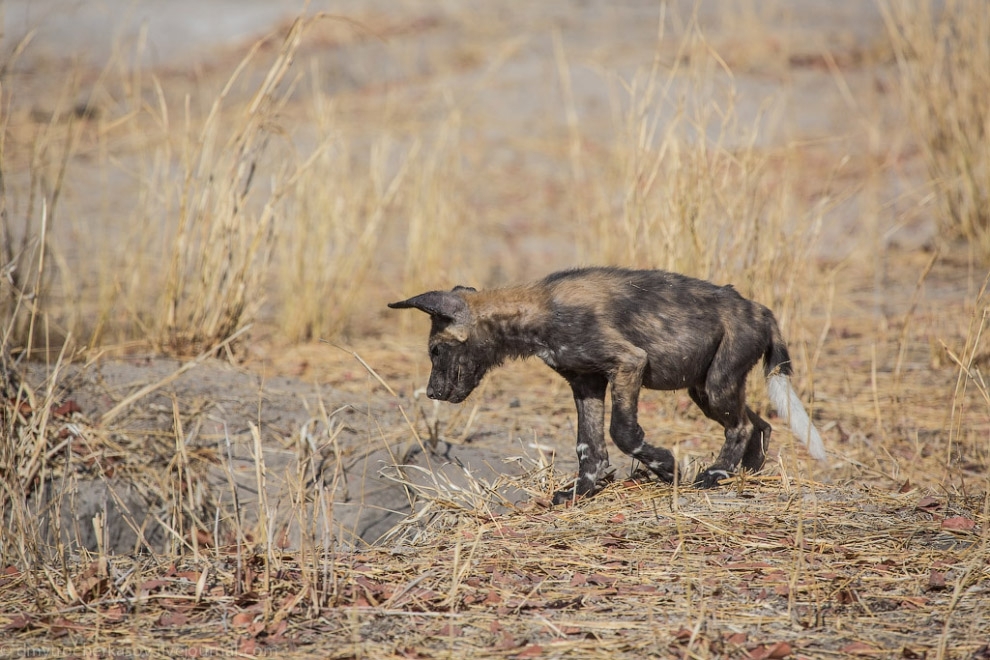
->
xmin=763 ymin=318 xmax=827 ymax=461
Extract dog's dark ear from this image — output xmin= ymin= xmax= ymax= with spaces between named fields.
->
xmin=388 ymin=290 xmax=469 ymax=321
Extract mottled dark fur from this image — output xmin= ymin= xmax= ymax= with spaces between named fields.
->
xmin=390 ymin=267 xmax=813 ymax=504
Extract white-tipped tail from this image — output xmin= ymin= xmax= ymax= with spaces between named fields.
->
xmin=767 ymin=374 xmax=826 ymax=460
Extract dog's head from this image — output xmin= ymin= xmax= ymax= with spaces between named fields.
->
xmin=388 ymin=286 xmax=488 ymax=403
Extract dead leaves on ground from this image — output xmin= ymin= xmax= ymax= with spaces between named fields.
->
xmin=0 ymin=483 xmax=987 ymax=658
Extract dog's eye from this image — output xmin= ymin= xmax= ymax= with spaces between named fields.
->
xmin=429 ymin=345 xmax=441 ymax=359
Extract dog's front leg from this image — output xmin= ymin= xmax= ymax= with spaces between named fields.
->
xmin=553 ymin=373 xmax=609 ymax=505
xmin=608 ymin=349 xmax=676 ymax=484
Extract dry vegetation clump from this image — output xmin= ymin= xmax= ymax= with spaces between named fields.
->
xmin=0 ymin=351 xmax=223 ymax=565
xmin=570 ymin=20 xmax=821 ymax=322
xmin=881 ymin=0 xmax=990 ymax=259
xmin=0 ymin=472 xmax=987 ymax=659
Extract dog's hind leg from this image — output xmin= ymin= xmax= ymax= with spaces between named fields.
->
xmin=608 ymin=347 xmax=676 ymax=485
xmin=691 ymin=376 xmax=755 ymax=488
xmin=741 ymin=407 xmax=771 ymax=472
xmin=553 ymin=373 xmax=610 ymax=505
xmin=691 ymin=385 xmax=771 ymax=477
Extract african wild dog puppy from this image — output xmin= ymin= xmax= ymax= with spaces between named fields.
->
xmin=389 ymin=267 xmax=825 ymax=505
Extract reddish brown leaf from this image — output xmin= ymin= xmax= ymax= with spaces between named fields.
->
xmin=898 ymin=479 xmax=913 ymax=493
xmin=238 ymin=639 xmax=256 ymax=656
xmin=139 ymin=579 xmax=168 ymax=595
xmin=725 ymin=632 xmax=748 ymax=646
xmin=609 ymin=513 xmax=626 ymax=524
xmin=916 ymin=496 xmax=940 ymax=511
xmin=587 ymin=573 xmax=617 ymax=587
xmin=194 ymin=528 xmax=215 ymax=547
xmin=928 ymin=570 xmax=947 ymax=590
xmin=766 ymin=641 xmax=793 ymax=658
xmin=749 ymin=645 xmax=773 ymax=660
xmin=941 ymin=516 xmax=976 ymax=531
xmin=842 ymin=642 xmax=881 ymax=656
xmin=231 ymin=611 xmax=255 ymax=628
xmin=836 ymin=589 xmax=859 ymax=604
xmin=102 ymin=606 xmax=125 ymax=623
xmin=53 ymin=400 xmax=82 ymax=417
xmin=495 ymin=632 xmax=520 ymax=650
xmin=75 ymin=574 xmax=108 ymax=603
xmin=517 ymin=645 xmax=544 ymax=658
xmin=750 ymin=643 xmax=793 ymax=660
xmin=438 ymin=623 xmax=462 ymax=637
xmin=3 ymin=615 xmax=34 ymax=632
xmin=157 ymin=611 xmax=188 ymax=628
xmin=617 ymin=584 xmax=659 ymax=595
xmin=50 ymin=617 xmax=82 ymax=636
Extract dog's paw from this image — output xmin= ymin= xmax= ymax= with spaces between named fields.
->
xmin=551 ymin=488 xmax=579 ymax=506
xmin=693 ymin=467 xmax=732 ymax=489
xmin=551 ymin=483 xmax=602 ymax=506
xmin=552 ymin=487 xmax=597 ymax=506
xmin=640 ymin=452 xmax=676 ymax=484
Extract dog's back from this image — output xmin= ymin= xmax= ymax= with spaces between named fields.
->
xmin=540 ymin=267 xmax=770 ymax=391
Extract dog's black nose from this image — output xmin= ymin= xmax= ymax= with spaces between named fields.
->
xmin=426 ymin=384 xmax=436 ymax=399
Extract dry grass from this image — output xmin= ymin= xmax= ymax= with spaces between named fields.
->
xmin=0 ymin=474 xmax=987 ymax=659
xmin=2 ymin=2 xmax=990 ymax=658
xmin=571 ymin=14 xmax=822 ymax=317
xmin=881 ymin=0 xmax=990 ymax=260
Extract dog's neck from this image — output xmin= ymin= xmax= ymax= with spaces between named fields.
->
xmin=467 ymin=285 xmax=551 ymax=361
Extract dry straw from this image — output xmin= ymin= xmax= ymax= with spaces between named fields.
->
xmin=881 ymin=0 xmax=990 ymax=260
xmin=1 ymin=463 xmax=987 ymax=659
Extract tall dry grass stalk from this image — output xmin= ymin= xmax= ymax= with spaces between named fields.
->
xmin=0 ymin=43 xmax=85 ymax=354
xmin=276 ymin=62 xmax=415 ymax=342
xmin=159 ymin=18 xmax=317 ymax=352
xmin=400 ymin=114 xmax=466 ymax=297
xmin=881 ymin=0 xmax=990 ymax=260
xmin=569 ymin=15 xmax=822 ymax=327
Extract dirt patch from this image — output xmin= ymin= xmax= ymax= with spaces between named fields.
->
xmin=20 ymin=353 xmax=537 ymax=552
xmin=2 ymin=477 xmax=986 ymax=659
